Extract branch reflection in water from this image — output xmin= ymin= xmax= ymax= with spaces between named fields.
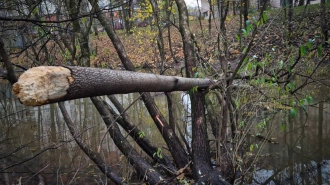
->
xmin=0 ymin=83 xmax=330 ymax=184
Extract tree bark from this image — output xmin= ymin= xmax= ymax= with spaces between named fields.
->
xmin=208 ymin=0 xmax=212 ymax=35
xmin=243 ymin=0 xmax=248 ymax=28
xmin=66 ymin=0 xmax=91 ymax=67
xmin=191 ymin=91 xmax=213 ymax=178
xmin=91 ymin=96 xmax=165 ymax=184
xmin=175 ymin=0 xmax=195 ymax=78
xmin=165 ymin=92 xmax=176 ymax=131
xmin=320 ymin=0 xmax=328 ymax=42
xmin=175 ymin=0 xmax=229 ymax=184
xmin=108 ymin=95 xmax=177 ymax=172
xmin=0 ymin=37 xmax=18 ymax=85
xmin=205 ymin=94 xmax=220 ymax=138
xmin=288 ymin=0 xmax=293 ymax=43
xmin=58 ymin=102 xmax=123 ymax=184
xmin=165 ymin=0 xmax=180 ymax=64
xmin=89 ymin=0 xmax=134 ymax=70
xmin=139 ymin=92 xmax=190 ymax=168
xmin=12 ymin=66 xmax=213 ymax=106
xmin=149 ymin=0 xmax=166 ymax=73
xmin=88 ymin=0 xmax=190 ymax=168
xmin=123 ymin=0 xmax=133 ymax=33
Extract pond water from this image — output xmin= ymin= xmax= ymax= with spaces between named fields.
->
xmin=251 ymin=102 xmax=330 ymax=184
xmin=0 ymin=82 xmax=330 ymax=185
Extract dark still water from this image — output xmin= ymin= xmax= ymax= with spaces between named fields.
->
xmin=251 ymin=102 xmax=330 ymax=185
xmin=0 ymin=82 xmax=330 ymax=184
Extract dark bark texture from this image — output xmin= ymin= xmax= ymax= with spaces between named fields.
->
xmin=108 ymin=95 xmax=177 ymax=172
xmin=59 ymin=102 xmax=123 ymax=184
xmin=60 ymin=66 xmax=212 ymax=104
xmin=88 ymin=0 xmax=191 ymax=169
xmin=191 ymin=91 xmax=212 ymax=178
xmin=13 ymin=66 xmax=213 ymax=106
xmin=0 ymin=37 xmax=17 ymax=85
xmin=175 ymin=0 xmax=230 ymax=184
xmin=67 ymin=0 xmax=91 ymax=67
xmin=91 ymin=97 xmax=165 ymax=184
xmin=140 ymin=92 xmax=190 ymax=168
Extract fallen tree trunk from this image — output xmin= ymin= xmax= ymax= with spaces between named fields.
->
xmin=91 ymin=96 xmax=166 ymax=184
xmin=12 ymin=66 xmax=213 ymax=106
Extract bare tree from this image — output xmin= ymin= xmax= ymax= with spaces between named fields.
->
xmin=1 ymin=0 xmax=329 ymax=184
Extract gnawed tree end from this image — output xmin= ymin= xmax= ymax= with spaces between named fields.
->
xmin=12 ymin=66 xmax=214 ymax=106
xmin=12 ymin=66 xmax=73 ymax=106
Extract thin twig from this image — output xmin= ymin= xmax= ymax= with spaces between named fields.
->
xmin=23 ymin=164 xmax=49 ymax=185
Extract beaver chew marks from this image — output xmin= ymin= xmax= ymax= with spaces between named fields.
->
xmin=12 ymin=66 xmax=72 ymax=106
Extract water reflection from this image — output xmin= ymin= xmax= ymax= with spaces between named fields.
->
xmin=1 ymin=81 xmax=330 ymax=184
xmin=252 ymin=102 xmax=330 ymax=184
xmin=0 ymin=83 xmax=187 ymax=184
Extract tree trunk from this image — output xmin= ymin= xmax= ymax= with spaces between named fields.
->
xmin=88 ymin=0 xmax=190 ymax=168
xmin=196 ymin=0 xmax=205 ymax=38
xmin=208 ymin=0 xmax=212 ymax=35
xmin=205 ymin=93 xmax=220 ymax=138
xmin=89 ymin=0 xmax=134 ymax=70
xmin=0 ymin=37 xmax=17 ymax=85
xmin=123 ymin=0 xmax=133 ymax=34
xmin=91 ymin=97 xmax=165 ymax=184
xmin=108 ymin=95 xmax=177 ymax=172
xmin=320 ymin=0 xmax=328 ymax=42
xmin=165 ymin=92 xmax=176 ymax=131
xmin=175 ymin=0 xmax=229 ymax=184
xmin=175 ymin=0 xmax=195 ymax=78
xmin=165 ymin=0 xmax=179 ymax=64
xmin=191 ymin=91 xmax=213 ymax=178
xmin=12 ymin=66 xmax=213 ymax=106
xmin=233 ymin=0 xmax=236 ymax=15
xmin=67 ymin=0 xmax=91 ymax=67
xmin=149 ymin=0 xmax=166 ymax=73
xmin=288 ymin=0 xmax=293 ymax=43
xmin=58 ymin=102 xmax=123 ymax=184
xmin=139 ymin=92 xmax=190 ymax=168
xmin=243 ymin=0 xmax=248 ymax=28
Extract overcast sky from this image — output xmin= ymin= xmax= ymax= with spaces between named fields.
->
xmin=185 ymin=0 xmax=199 ymax=7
